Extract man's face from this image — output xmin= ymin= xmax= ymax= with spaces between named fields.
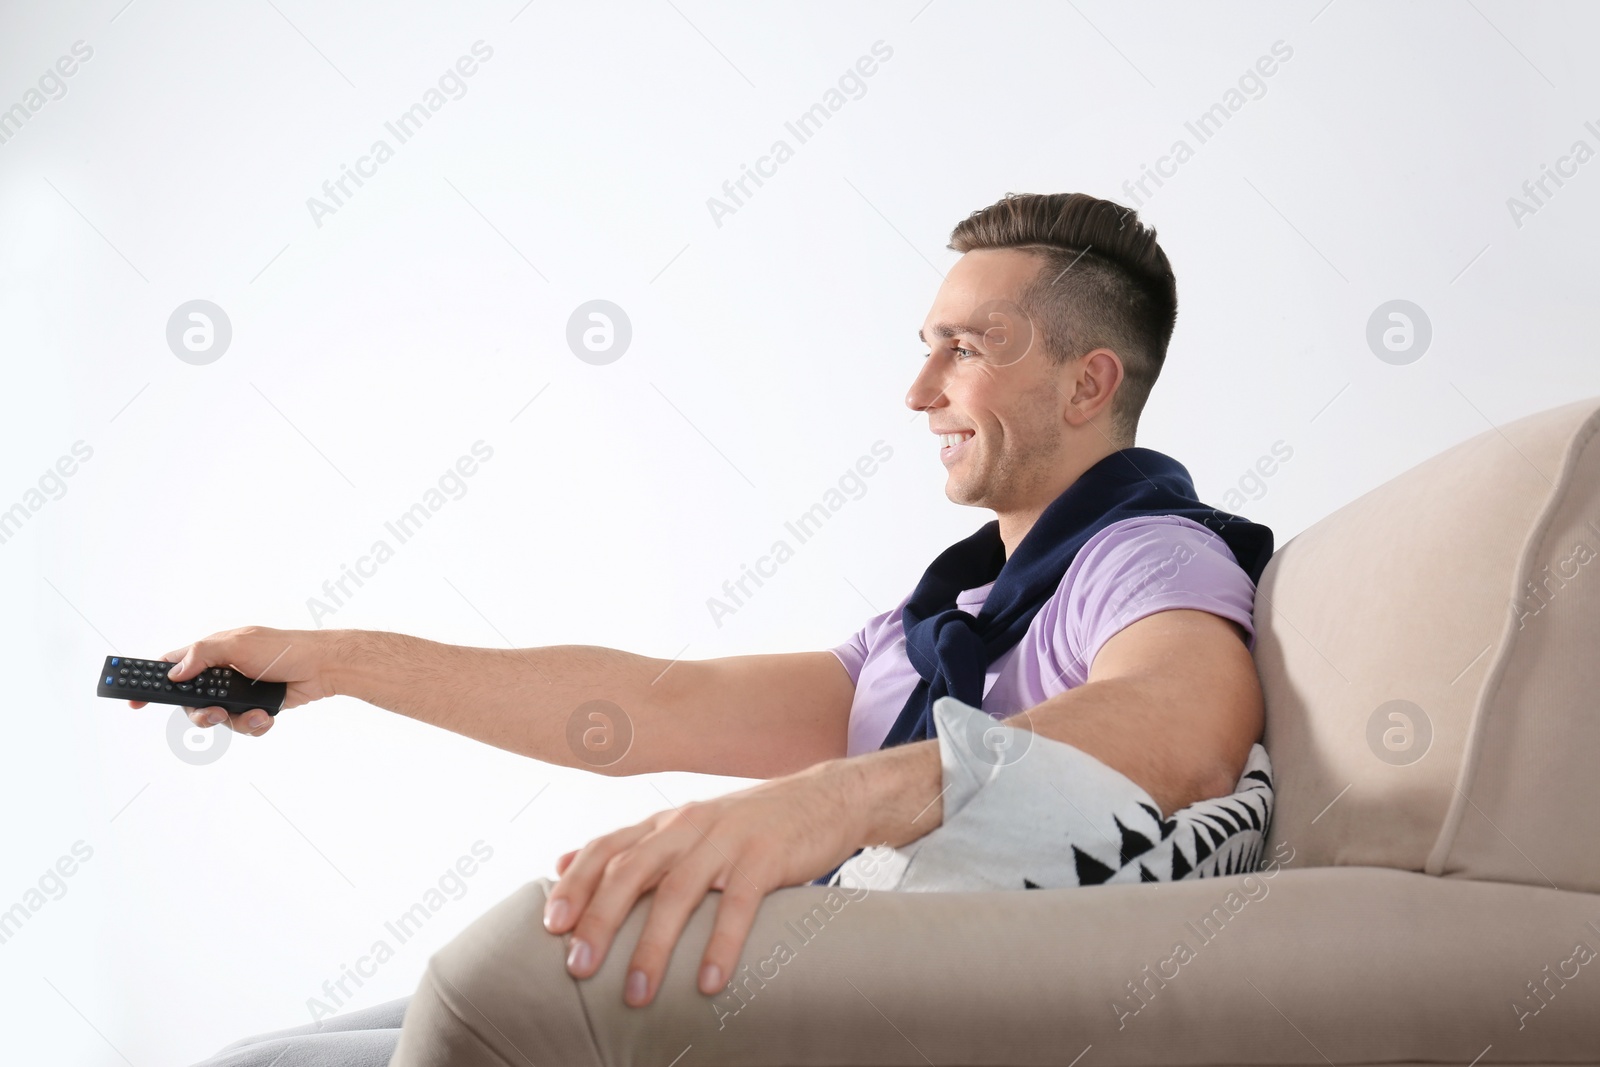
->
xmin=908 ymin=248 xmax=1075 ymax=513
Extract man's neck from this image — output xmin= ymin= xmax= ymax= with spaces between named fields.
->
xmin=995 ymin=441 xmax=1126 ymax=558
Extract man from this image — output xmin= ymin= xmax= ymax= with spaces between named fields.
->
xmin=166 ymin=192 xmax=1270 ymax=1064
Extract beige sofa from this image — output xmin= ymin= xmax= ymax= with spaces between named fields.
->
xmin=390 ymin=396 xmax=1600 ymax=1066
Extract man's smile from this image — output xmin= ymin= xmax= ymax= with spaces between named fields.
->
xmin=935 ymin=427 xmax=976 ymax=464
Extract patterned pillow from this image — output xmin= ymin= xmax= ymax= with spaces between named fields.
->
xmin=829 ymin=696 xmax=1275 ymax=892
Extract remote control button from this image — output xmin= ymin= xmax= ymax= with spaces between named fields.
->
xmin=105 ymin=676 xmax=113 ymax=684
xmin=163 ymin=683 xmax=173 ymax=691
xmin=118 ymin=667 xmax=128 ymax=675
xmin=110 ymin=657 xmax=119 ymax=666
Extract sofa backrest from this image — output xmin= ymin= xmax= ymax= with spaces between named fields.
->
xmin=1254 ymin=395 xmax=1600 ymax=892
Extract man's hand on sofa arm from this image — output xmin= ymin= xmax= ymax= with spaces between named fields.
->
xmin=540 ymin=743 xmax=944 ymax=1009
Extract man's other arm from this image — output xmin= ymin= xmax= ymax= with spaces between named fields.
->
xmin=848 ymin=607 xmax=1263 ymax=848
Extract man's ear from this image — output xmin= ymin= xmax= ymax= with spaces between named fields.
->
xmin=1062 ymin=348 xmax=1124 ymax=428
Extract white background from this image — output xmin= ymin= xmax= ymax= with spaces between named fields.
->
xmin=2 ymin=0 xmax=1596 ymax=1063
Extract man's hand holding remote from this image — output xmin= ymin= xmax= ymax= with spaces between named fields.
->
xmin=126 ymin=626 xmax=337 ymax=736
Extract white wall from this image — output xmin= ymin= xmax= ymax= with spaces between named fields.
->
xmin=1 ymin=0 xmax=1595 ymax=1062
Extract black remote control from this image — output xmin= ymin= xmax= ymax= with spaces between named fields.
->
xmin=96 ymin=656 xmax=287 ymax=716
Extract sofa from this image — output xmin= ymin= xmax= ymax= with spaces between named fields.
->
xmin=389 ymin=395 xmax=1600 ymax=1066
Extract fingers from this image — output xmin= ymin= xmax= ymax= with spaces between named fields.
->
xmin=555 ymin=849 xmax=579 ymax=876
xmin=623 ymin=857 xmax=725 ymax=1006
xmin=544 ymin=824 xmax=654 ymax=937
xmin=561 ymin=845 xmax=674 ymax=983
xmin=182 ymin=705 xmax=275 ymax=736
xmin=553 ymin=803 xmax=755 ymax=1009
xmin=542 ymin=799 xmax=787 ymax=1008
xmin=235 ymin=709 xmax=274 ymax=735
xmin=186 ymin=706 xmax=226 ymax=728
xmin=696 ymin=876 xmax=766 ymax=996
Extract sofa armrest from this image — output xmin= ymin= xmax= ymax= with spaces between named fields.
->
xmin=391 ymin=867 xmax=1600 ymax=1067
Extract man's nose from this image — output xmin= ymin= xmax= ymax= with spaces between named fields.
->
xmin=905 ymin=354 xmax=948 ymax=413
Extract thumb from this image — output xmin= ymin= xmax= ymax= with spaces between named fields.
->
xmin=164 ymin=644 xmax=201 ymax=679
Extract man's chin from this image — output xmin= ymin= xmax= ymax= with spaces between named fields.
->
xmin=943 ymin=477 xmax=987 ymax=509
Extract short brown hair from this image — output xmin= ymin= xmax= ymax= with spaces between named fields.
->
xmin=948 ymin=193 xmax=1177 ymax=443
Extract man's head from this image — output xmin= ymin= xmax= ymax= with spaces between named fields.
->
xmin=907 ymin=192 xmax=1176 ymax=545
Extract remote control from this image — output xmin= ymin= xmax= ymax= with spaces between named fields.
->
xmin=96 ymin=656 xmax=287 ymax=716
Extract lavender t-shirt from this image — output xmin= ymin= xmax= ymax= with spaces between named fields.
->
xmin=829 ymin=514 xmax=1260 ymax=757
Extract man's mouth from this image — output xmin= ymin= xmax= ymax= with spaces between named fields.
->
xmin=938 ymin=430 xmax=975 ymax=464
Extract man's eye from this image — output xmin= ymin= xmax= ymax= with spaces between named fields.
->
xmin=953 ymin=346 xmax=977 ymax=359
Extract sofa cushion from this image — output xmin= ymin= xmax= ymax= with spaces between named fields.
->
xmin=1254 ymin=395 xmax=1600 ymax=891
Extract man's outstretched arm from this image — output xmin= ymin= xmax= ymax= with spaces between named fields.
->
xmin=131 ymin=626 xmax=855 ymax=780
xmin=546 ymin=606 xmax=1264 ymax=1008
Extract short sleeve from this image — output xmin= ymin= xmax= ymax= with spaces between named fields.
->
xmin=828 ymin=592 xmax=910 ymax=688
xmin=830 ymin=631 xmax=869 ymax=687
xmin=1050 ymin=515 xmax=1259 ymax=685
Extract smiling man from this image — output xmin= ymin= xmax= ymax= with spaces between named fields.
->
xmin=170 ymin=192 xmax=1273 ymax=1067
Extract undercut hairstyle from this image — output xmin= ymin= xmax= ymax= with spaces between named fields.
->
xmin=948 ymin=193 xmax=1177 ymax=444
